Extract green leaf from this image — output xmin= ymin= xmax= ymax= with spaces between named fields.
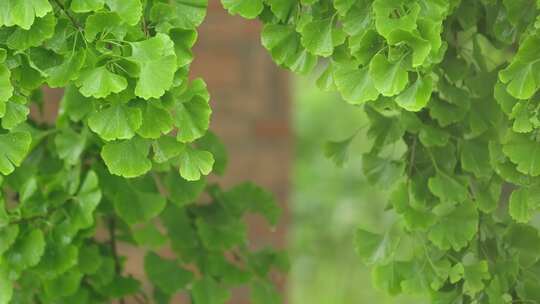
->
xmin=71 ymin=0 xmax=104 ymax=12
xmin=77 ymin=66 xmax=128 ymax=99
xmin=165 ymin=172 xmax=206 ymax=207
xmin=114 ymin=180 xmax=166 ymax=225
xmin=499 ymin=61 xmax=539 ymax=100
xmin=7 ymin=229 xmax=45 ymax=272
xmin=0 ymin=0 xmax=52 ymax=30
xmin=502 ymin=132 xmax=540 ymax=177
xmin=0 ymin=225 xmax=19 ymax=255
xmin=428 ymin=172 xmax=468 ymax=203
xmin=222 ymin=182 xmax=281 ymax=225
xmin=178 ymin=145 xmax=214 ymax=181
xmin=362 ymin=154 xmax=405 ymax=187
xmin=192 ymin=277 xmax=231 ymax=304
xmin=334 ymin=64 xmax=379 ymax=104
xmin=78 ymin=245 xmax=103 ymax=275
xmin=463 ymin=259 xmax=491 ymax=296
xmin=428 ymin=202 xmax=478 ymax=251
xmin=144 ymin=252 xmax=193 ymax=294
xmin=136 ymin=101 xmax=173 ymax=139
xmin=373 ymin=0 xmax=420 ymax=38
xmin=174 ymin=79 xmax=212 ymax=143
xmin=509 ymin=186 xmax=540 ymax=223
xmin=0 ymin=132 xmax=31 ymax=175
xmin=75 ymin=170 xmax=102 ymax=228
xmin=129 ymin=34 xmax=177 ymax=99
xmin=1 ymin=100 xmax=30 ymax=130
xmin=152 ymin=136 xmax=184 ymax=163
xmin=460 ymin=139 xmax=492 ymax=178
xmin=324 ymin=134 xmax=355 ymax=167
xmin=46 ymin=50 xmax=87 ymax=88
xmin=221 ymin=0 xmax=264 ymax=19
xmin=55 ymin=128 xmax=88 ymax=165
xmin=300 ymin=17 xmax=335 ymax=57
xmin=101 ymin=137 xmax=152 ymax=178
xmin=369 ymin=54 xmax=409 ymax=96
xmin=88 ymin=103 xmax=142 ymax=141
xmin=251 ymin=281 xmax=281 ymax=304
xmin=0 ymin=65 xmax=13 ymax=104
xmin=84 ymin=11 xmax=126 ymax=42
xmin=261 ymin=24 xmax=317 ymax=74
xmin=355 ymin=229 xmax=397 ymax=265
xmin=105 ymin=0 xmax=142 ymax=25
xmin=132 ymin=224 xmax=167 ymax=249
xmin=6 ymin=13 xmax=56 ymax=50
xmin=267 ymin=0 xmax=296 ymax=21
xmin=395 ymin=75 xmax=432 ymax=111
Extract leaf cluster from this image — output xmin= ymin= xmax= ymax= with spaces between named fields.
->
xmin=221 ymin=0 xmax=540 ymax=302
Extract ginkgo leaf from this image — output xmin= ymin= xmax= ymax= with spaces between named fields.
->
xmin=428 ymin=202 xmax=478 ymax=251
xmin=0 ymin=132 xmax=31 ymax=175
xmin=388 ymin=29 xmax=431 ymax=67
xmin=267 ymin=0 xmax=296 ymax=21
xmin=0 ymin=0 xmax=52 ymax=30
xmin=499 ymin=61 xmax=539 ymax=100
xmin=324 ymin=135 xmax=355 ymax=167
xmin=221 ymin=0 xmax=264 ymax=19
xmin=460 ymin=140 xmax=492 ymax=178
xmin=74 ymin=170 xmax=102 ymax=228
xmin=355 ymin=229 xmax=397 ymax=265
xmin=54 ymin=127 xmax=88 ymax=165
xmin=6 ymin=13 xmax=56 ymax=50
xmin=132 ymin=224 xmax=167 ymax=249
xmin=101 ymin=137 xmax=152 ymax=178
xmin=502 ymin=132 xmax=540 ymax=176
xmin=88 ymin=103 xmax=142 ymax=141
xmin=84 ymin=11 xmax=126 ymax=42
xmin=174 ymin=79 xmax=212 ymax=143
xmin=192 ymin=277 xmax=231 ymax=304
xmin=261 ymin=24 xmax=318 ymax=74
xmin=170 ymin=29 xmax=198 ymax=67
xmin=136 ymin=101 xmax=173 ymax=139
xmin=46 ymin=50 xmax=87 ymax=88
xmin=300 ymin=17 xmax=335 ymax=57
xmin=129 ymin=34 xmax=177 ymax=99
xmin=1 ymin=100 xmax=30 ymax=130
xmin=0 ymin=65 xmax=13 ymax=104
xmin=395 ymin=75 xmax=432 ymax=111
xmin=178 ymin=145 xmax=214 ymax=181
xmin=428 ymin=172 xmax=468 ymax=204
xmin=369 ymin=54 xmax=409 ymax=96
xmin=6 ymin=229 xmax=45 ymax=273
xmin=152 ymin=136 xmax=184 ymax=163
xmin=334 ymin=64 xmax=379 ymax=104
xmin=71 ymin=0 xmax=104 ymax=12
xmin=77 ymin=66 xmax=128 ymax=99
xmin=509 ymin=186 xmax=540 ymax=223
xmin=114 ymin=180 xmax=166 ymax=224
xmin=105 ymin=0 xmax=142 ymax=25
xmin=373 ymin=0 xmax=420 ymax=38
xmin=144 ymin=252 xmax=193 ymax=294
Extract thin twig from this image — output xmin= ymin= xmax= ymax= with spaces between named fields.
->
xmin=51 ymin=0 xmax=83 ymax=31
xmin=108 ymin=217 xmax=125 ymax=304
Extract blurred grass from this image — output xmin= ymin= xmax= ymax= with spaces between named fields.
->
xmin=288 ymin=76 xmax=425 ymax=304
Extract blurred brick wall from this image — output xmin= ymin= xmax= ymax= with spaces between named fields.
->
xmin=191 ymin=1 xmax=291 ymax=302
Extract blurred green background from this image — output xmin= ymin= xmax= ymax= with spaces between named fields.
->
xmin=288 ymin=76 xmax=425 ymax=304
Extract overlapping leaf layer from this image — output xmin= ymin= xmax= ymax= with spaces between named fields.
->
xmin=0 ymin=1 xmax=284 ymax=303
xmin=223 ymin=0 xmax=540 ymax=302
